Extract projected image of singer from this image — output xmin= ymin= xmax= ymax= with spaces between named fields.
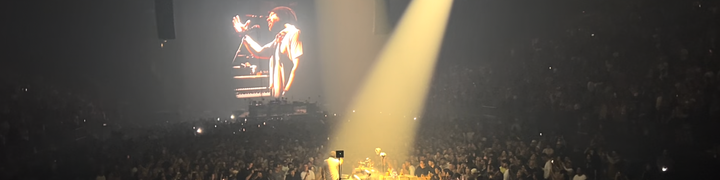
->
xmin=233 ymin=6 xmax=303 ymax=98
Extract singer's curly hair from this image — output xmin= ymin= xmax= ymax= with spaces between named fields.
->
xmin=269 ymin=6 xmax=298 ymax=25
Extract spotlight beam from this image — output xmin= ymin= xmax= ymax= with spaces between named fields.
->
xmin=328 ymin=0 xmax=454 ymax=171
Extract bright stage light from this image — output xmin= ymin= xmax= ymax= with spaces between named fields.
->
xmin=325 ymin=0 xmax=454 ymax=169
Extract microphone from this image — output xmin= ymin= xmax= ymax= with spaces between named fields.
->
xmin=246 ymin=25 xmax=261 ymax=31
xmin=246 ymin=14 xmax=266 ymax=18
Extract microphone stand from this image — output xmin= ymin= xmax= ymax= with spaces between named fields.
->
xmin=232 ymin=26 xmax=259 ymax=63
xmin=338 ymin=158 xmax=342 ymax=180
xmin=233 ymin=36 xmax=245 ymax=63
xmin=381 ymin=156 xmax=385 ymax=177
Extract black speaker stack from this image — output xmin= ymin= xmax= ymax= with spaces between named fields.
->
xmin=155 ymin=0 xmax=176 ymax=40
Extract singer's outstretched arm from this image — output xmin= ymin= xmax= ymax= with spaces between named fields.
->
xmin=243 ymin=35 xmax=273 ymax=58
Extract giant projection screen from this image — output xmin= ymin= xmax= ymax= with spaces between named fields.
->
xmin=231 ymin=0 xmax=314 ymax=99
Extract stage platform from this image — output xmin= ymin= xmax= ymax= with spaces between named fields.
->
xmin=342 ymin=174 xmax=429 ymax=180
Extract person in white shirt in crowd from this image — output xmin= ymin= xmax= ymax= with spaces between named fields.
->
xmin=324 ymin=151 xmax=342 ymax=180
xmin=572 ymin=168 xmax=587 ymax=180
xmin=301 ymin=164 xmax=315 ymax=180
xmin=543 ymin=157 xmax=553 ymax=180
xmin=409 ymin=161 xmax=416 ymax=177
xmin=96 ymin=170 xmax=107 ymax=180
xmin=502 ymin=167 xmax=510 ymax=180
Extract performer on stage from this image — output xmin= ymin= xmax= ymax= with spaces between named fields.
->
xmin=373 ymin=148 xmax=382 ymax=170
xmin=323 ymin=151 xmax=343 ymax=180
xmin=373 ymin=148 xmax=391 ymax=175
xmin=233 ymin=6 xmax=303 ymax=98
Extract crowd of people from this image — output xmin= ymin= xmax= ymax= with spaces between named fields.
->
xmin=0 ymin=74 xmax=711 ymax=180
xmin=0 ymin=105 xmax=695 ymax=180
xmin=428 ymin=0 xmax=720 ymax=162
xmin=402 ymin=116 xmax=654 ymax=180
xmin=417 ymin=1 xmax=720 ymax=179
xmin=0 ymin=76 xmax=112 ymax=178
